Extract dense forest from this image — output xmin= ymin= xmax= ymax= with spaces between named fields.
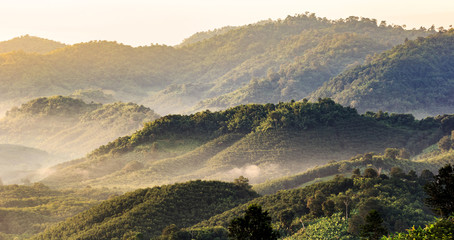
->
xmin=0 ymin=95 xmax=160 ymax=160
xmin=1 ymin=11 xmax=454 ymax=240
xmin=0 ymin=13 xmax=434 ymax=117
xmin=41 ymin=99 xmax=450 ymax=190
xmin=310 ymin=30 xmax=454 ymax=117
xmin=32 ymin=181 xmax=258 ymax=240
xmin=22 ymin=159 xmax=454 ymax=240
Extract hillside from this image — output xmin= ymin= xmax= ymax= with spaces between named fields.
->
xmin=0 ymin=35 xmax=65 ymax=54
xmin=0 ymin=96 xmax=160 ymax=159
xmin=253 ymin=150 xmax=453 ymax=195
xmin=310 ymin=30 xmax=454 ymax=116
xmin=0 ymin=14 xmax=432 ymax=117
xmin=0 ymin=144 xmax=61 ymax=184
xmin=0 ymin=183 xmax=118 ymax=240
xmin=193 ymin=172 xmax=436 ymax=239
xmin=32 ymin=180 xmax=258 ymax=240
xmin=41 ymin=100 xmax=445 ymax=190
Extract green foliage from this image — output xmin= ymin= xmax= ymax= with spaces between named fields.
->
xmin=285 ymin=213 xmax=353 ymax=240
xmin=32 ymin=180 xmax=258 ymax=240
xmin=0 ymin=183 xmax=117 ymax=238
xmin=43 ymin=99 xmax=444 ymax=190
xmin=360 ymin=210 xmax=388 ymax=240
xmin=311 ymin=30 xmax=454 ymax=115
xmin=383 ymin=217 xmax=454 ymax=240
xmin=424 ymin=164 xmax=454 ymax=217
xmin=228 ymin=204 xmax=279 ymax=240
xmin=0 ymin=96 xmax=160 ymax=159
xmin=0 ymin=13 xmax=431 ymax=116
xmin=197 ymin=172 xmax=435 ymax=238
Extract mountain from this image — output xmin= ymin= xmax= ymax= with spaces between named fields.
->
xmin=0 ymin=144 xmax=61 ymax=184
xmin=41 ymin=99 xmax=446 ymax=190
xmin=32 ymin=180 xmax=258 ymax=240
xmin=0 ymin=35 xmax=66 ymax=54
xmin=310 ymin=30 xmax=454 ymax=117
xmin=0 ymin=96 xmax=160 ymax=159
xmin=0 ymin=14 xmax=432 ymax=117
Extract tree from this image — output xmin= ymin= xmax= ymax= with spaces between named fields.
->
xmin=385 ymin=148 xmax=400 ymax=159
xmin=228 ymin=204 xmax=279 ymax=240
xmin=363 ymin=168 xmax=378 ymax=178
xmin=438 ymin=135 xmax=452 ymax=152
xmin=419 ymin=169 xmax=434 ymax=183
xmin=424 ymin=164 xmax=454 ymax=217
xmin=360 ymin=210 xmax=388 ymax=240
xmin=390 ymin=167 xmax=404 ymax=178
xmin=233 ymin=176 xmax=252 ymax=190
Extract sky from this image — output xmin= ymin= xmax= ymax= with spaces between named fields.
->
xmin=0 ymin=0 xmax=453 ymax=46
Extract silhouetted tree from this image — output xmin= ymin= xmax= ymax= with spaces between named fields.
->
xmin=424 ymin=164 xmax=454 ymax=217
xmin=228 ymin=204 xmax=279 ymax=240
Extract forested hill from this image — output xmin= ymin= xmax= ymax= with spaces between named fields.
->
xmin=0 ymin=35 xmax=66 ymax=54
xmin=310 ymin=30 xmax=454 ymax=116
xmin=32 ymin=180 xmax=258 ymax=240
xmin=41 ymin=99 xmax=448 ymax=190
xmin=0 ymin=96 xmax=160 ymax=159
xmin=0 ymin=14 xmax=432 ymax=116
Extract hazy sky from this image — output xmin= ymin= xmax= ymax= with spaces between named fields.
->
xmin=1 ymin=0 xmax=453 ymax=46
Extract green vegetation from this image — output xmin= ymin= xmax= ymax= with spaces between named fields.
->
xmin=0 ymin=14 xmax=432 ymax=116
xmin=32 ymin=180 xmax=258 ymax=240
xmin=41 ymin=100 xmax=446 ymax=190
xmin=0 ymin=183 xmax=117 ymax=240
xmin=310 ymin=30 xmax=454 ymax=116
xmin=195 ymin=171 xmax=437 ymax=239
xmin=0 ymin=96 xmax=160 ymax=159
xmin=228 ymin=204 xmax=279 ymax=240
xmin=384 ymin=217 xmax=454 ymax=240
xmin=253 ymin=148 xmax=452 ymax=195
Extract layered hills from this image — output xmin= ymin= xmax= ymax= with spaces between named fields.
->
xmin=0 ymin=96 xmax=160 ymax=159
xmin=41 ymin=99 xmax=446 ymax=190
xmin=0 ymin=144 xmax=59 ymax=184
xmin=310 ymin=30 xmax=454 ymax=116
xmin=32 ymin=180 xmax=258 ymax=240
xmin=0 ymin=14 xmax=432 ymax=116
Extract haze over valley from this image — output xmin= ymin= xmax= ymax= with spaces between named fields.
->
xmin=0 ymin=3 xmax=454 ymax=239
